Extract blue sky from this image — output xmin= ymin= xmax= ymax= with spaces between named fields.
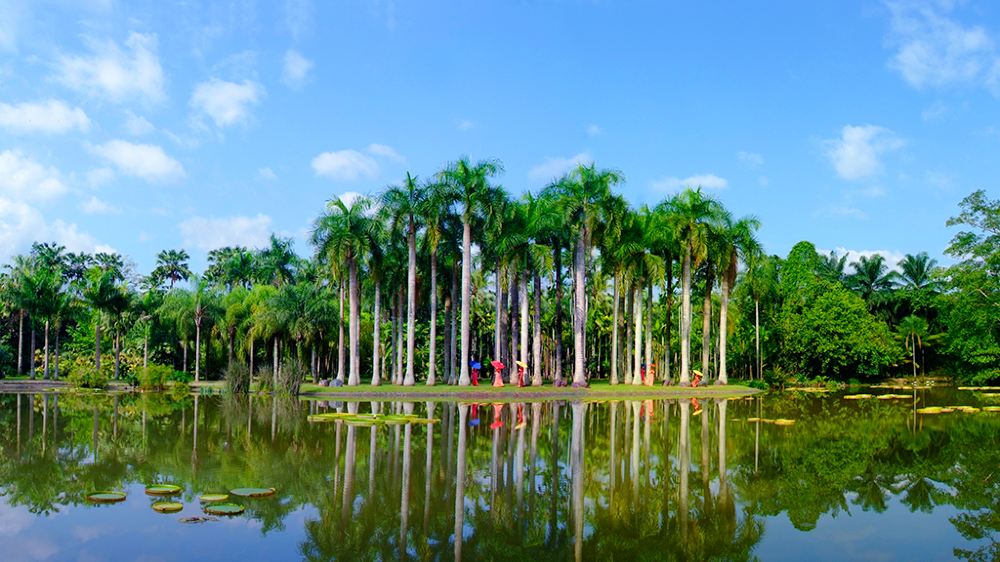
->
xmin=0 ymin=0 xmax=997 ymax=274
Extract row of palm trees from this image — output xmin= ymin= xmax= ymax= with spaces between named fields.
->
xmin=2 ymin=158 xmax=768 ymax=388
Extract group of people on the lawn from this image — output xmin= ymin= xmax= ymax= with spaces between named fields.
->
xmin=468 ymin=360 xmax=704 ymax=387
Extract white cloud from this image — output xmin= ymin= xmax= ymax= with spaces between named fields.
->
xmin=652 ymin=173 xmax=728 ymax=192
xmin=586 ymin=123 xmax=602 ymax=137
xmin=0 ymin=99 xmax=90 ymax=134
xmin=0 ymin=197 xmax=108 ymax=262
xmin=338 ymin=191 xmax=364 ymax=207
xmin=825 ymin=246 xmax=908 ymax=272
xmin=258 ymin=167 xmax=278 ymax=181
xmin=528 ymin=152 xmax=592 ymax=182
xmin=54 ymin=32 xmax=165 ymax=103
xmin=179 ymin=214 xmax=272 ymax=251
xmin=312 ymin=149 xmax=379 ymax=181
xmin=80 ymin=196 xmax=117 ymax=214
xmin=0 ymin=150 xmax=67 ymax=200
xmin=190 ymin=78 xmax=263 ymax=128
xmin=367 ymin=143 xmax=404 ymax=162
xmin=457 ymin=119 xmax=475 ymax=131
xmin=123 ymin=110 xmax=154 ymax=136
xmin=91 ymin=140 xmax=185 ymax=182
xmin=282 ymin=49 xmax=313 ymax=88
xmin=825 ymin=205 xmax=869 ymax=220
xmin=825 ymin=124 xmax=903 ymax=181
xmin=886 ymin=1 xmax=999 ymax=92
xmin=737 ymin=150 xmax=764 ymax=168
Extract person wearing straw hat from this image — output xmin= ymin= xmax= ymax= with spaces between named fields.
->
xmin=515 ymin=360 xmax=527 ymax=387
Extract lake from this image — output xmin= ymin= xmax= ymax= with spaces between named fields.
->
xmin=0 ymin=387 xmax=998 ymax=561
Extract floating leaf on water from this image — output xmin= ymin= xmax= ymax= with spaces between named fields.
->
xmin=204 ymin=503 xmax=245 ymax=515
xmin=746 ymin=417 xmax=762 ymax=422
xmin=843 ymin=394 xmax=873 ymax=400
xmin=180 ymin=516 xmax=218 ymax=524
xmin=940 ymin=408 xmax=955 ymax=413
xmin=773 ymin=419 xmax=796 ymax=426
xmin=230 ymin=487 xmax=276 ymax=498
xmin=152 ymin=501 xmax=183 ymax=513
xmin=199 ymin=494 xmax=229 ymax=503
xmin=86 ymin=491 xmax=126 ymax=503
xmin=145 ymin=484 xmax=182 ymax=496
xmin=983 ymin=406 xmax=1000 ymax=412
xmin=957 ymin=406 xmax=980 ymax=413
xmin=916 ymin=407 xmax=943 ymax=414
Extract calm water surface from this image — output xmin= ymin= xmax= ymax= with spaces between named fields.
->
xmin=1 ymin=388 xmax=999 ymax=561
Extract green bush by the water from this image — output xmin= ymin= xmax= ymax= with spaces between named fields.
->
xmin=139 ymin=364 xmax=173 ymax=390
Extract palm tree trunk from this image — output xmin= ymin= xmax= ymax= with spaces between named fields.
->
xmin=625 ymin=284 xmax=634 ymax=385
xmin=395 ymin=289 xmax=404 ymax=384
xmin=272 ymin=336 xmax=279 ymax=390
xmin=680 ymin=247 xmax=692 ymax=385
xmin=718 ymin=275 xmax=730 ymax=384
xmin=459 ymin=218 xmax=472 ymax=386
xmin=372 ymin=280 xmax=382 ymax=385
xmin=337 ymin=283 xmax=345 ymax=383
xmin=450 ymin=263 xmax=459 ymax=384
xmin=349 ymin=255 xmax=361 ymax=386
xmin=182 ymin=340 xmax=187 ymax=372
xmin=532 ymin=270 xmax=543 ymax=385
xmin=520 ymin=268 xmax=529 ymax=378
xmin=494 ymin=260 xmax=503 ymax=361
xmin=249 ymin=337 xmax=255 ymax=376
xmin=664 ymin=257 xmax=674 ymax=383
xmin=632 ymin=281 xmax=643 ymax=385
xmin=144 ymin=330 xmax=149 ymax=370
xmin=645 ymin=282 xmax=653 ymax=386
xmin=755 ymin=299 xmax=761 ymax=380
xmin=427 ymin=246 xmax=438 ymax=386
xmin=701 ymin=271 xmax=714 ymax=378
xmin=510 ymin=269 xmax=520 ymax=376
xmin=404 ymin=219 xmax=416 ymax=386
xmin=54 ymin=329 xmax=60 ymax=380
xmin=43 ymin=320 xmax=50 ymax=380
xmin=611 ymin=273 xmax=620 ymax=385
xmin=30 ymin=325 xmax=35 ymax=378
xmin=553 ymin=242 xmax=564 ymax=383
xmin=572 ymin=230 xmax=587 ymax=385
xmin=17 ymin=311 xmax=24 ymax=374
xmin=195 ymin=319 xmax=202 ymax=383
xmin=114 ymin=333 xmax=121 ymax=380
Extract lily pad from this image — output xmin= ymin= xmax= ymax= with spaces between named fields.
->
xmin=152 ymin=501 xmax=183 ymax=513
xmin=917 ymin=407 xmax=943 ymax=414
xmin=773 ymin=419 xmax=796 ymax=426
xmin=230 ymin=487 xmax=276 ymax=498
xmin=86 ymin=491 xmax=126 ymax=503
xmin=204 ymin=503 xmax=245 ymax=516
xmin=146 ymin=484 xmax=182 ymax=496
xmin=199 ymin=493 xmax=229 ymax=503
xmin=843 ymin=394 xmax=873 ymax=400
xmin=983 ymin=406 xmax=1000 ymax=412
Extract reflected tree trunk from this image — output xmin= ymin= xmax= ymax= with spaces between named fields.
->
xmin=571 ymin=401 xmax=586 ymax=562
xmin=679 ymin=401 xmax=690 ymax=541
xmin=454 ymin=404 xmax=469 ymax=561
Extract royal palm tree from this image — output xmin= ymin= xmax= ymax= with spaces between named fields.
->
xmin=668 ymin=187 xmax=725 ymax=386
xmin=556 ymin=163 xmax=623 ymax=385
xmin=418 ymin=179 xmax=456 ymax=386
xmin=715 ymin=214 xmax=762 ymax=384
xmin=439 ymin=157 xmax=503 ymax=386
xmin=745 ymin=254 xmax=779 ymax=379
xmin=897 ymin=315 xmax=929 ymax=378
xmin=313 ymin=197 xmax=376 ymax=386
xmin=152 ymin=249 xmax=192 ymax=288
xmin=382 ymin=172 xmax=426 ymax=386
xmin=82 ymin=266 xmax=126 ymax=370
xmin=257 ymin=234 xmax=297 ymax=287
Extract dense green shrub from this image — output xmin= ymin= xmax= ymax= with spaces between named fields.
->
xmin=139 ymin=363 xmax=172 ymax=390
xmin=169 ymin=381 xmax=191 ymax=399
xmin=168 ymin=369 xmax=193 ymax=383
xmin=225 ymin=362 xmax=250 ymax=394
xmin=64 ymin=354 xmax=111 ymax=389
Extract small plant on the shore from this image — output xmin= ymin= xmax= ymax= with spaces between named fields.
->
xmin=139 ymin=363 xmax=172 ymax=390
xmin=224 ymin=362 xmax=250 ymax=395
xmin=64 ymin=354 xmax=111 ymax=389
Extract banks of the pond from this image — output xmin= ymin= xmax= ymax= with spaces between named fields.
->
xmin=297 ymin=380 xmax=760 ymax=401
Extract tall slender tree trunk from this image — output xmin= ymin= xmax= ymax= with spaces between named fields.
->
xmin=680 ymin=248 xmax=692 ymax=385
xmin=30 ymin=325 xmax=35 ymax=379
xmin=519 ymin=268 xmax=528 ymax=378
xmin=337 ymin=283 xmax=345 ymax=383
xmin=195 ymin=319 xmax=202 ymax=383
xmin=553 ymin=243 xmax=564 ymax=383
xmin=611 ymin=273 xmax=620 ymax=385
xmin=625 ymin=285 xmax=634 ymax=385
xmin=701 ymin=271 xmax=714 ymax=379
xmin=717 ymin=275 xmax=730 ymax=385
xmin=510 ymin=269 xmax=519 ymax=376
xmin=17 ymin=311 xmax=24 ymax=374
xmin=572 ymin=230 xmax=587 ymax=385
xmin=459 ymin=218 xmax=472 ymax=386
xmin=182 ymin=340 xmax=187 ymax=372
xmin=249 ymin=337 xmax=255 ymax=376
xmin=494 ymin=260 xmax=503 ymax=361
xmin=532 ymin=270 xmax=543 ymax=386
xmin=395 ymin=289 xmax=404 ymax=384
xmin=349 ymin=256 xmax=361 ymax=386
xmin=272 ymin=336 xmax=279 ymax=390
xmin=372 ymin=281 xmax=382 ymax=386
xmin=95 ymin=321 xmax=102 ymax=371
xmin=114 ymin=333 xmax=121 ymax=380
xmin=645 ymin=282 xmax=653 ymax=386
xmin=632 ymin=282 xmax=643 ymax=385
xmin=664 ymin=260 xmax=674 ymax=384
xmin=404 ymin=219 xmax=416 ymax=386
xmin=450 ymin=264 xmax=459 ymax=384
xmin=755 ymin=299 xmax=761 ymax=380
xmin=427 ymin=247 xmax=438 ymax=386
xmin=54 ymin=329 xmax=60 ymax=380
xmin=43 ymin=320 xmax=50 ymax=380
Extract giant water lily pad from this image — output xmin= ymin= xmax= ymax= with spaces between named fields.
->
xmin=86 ymin=491 xmax=126 ymax=503
xmin=204 ymin=503 xmax=244 ymax=515
xmin=199 ymin=493 xmax=229 ymax=503
xmin=843 ymin=394 xmax=873 ymax=400
xmin=146 ymin=484 xmax=182 ymax=496
xmin=877 ymin=394 xmax=910 ymax=400
xmin=230 ymin=487 xmax=276 ymax=498
xmin=983 ymin=406 xmax=1000 ymax=412
xmin=773 ymin=419 xmax=796 ymax=426
xmin=917 ymin=407 xmax=944 ymax=414
xmin=152 ymin=501 xmax=183 ymax=513
xmin=307 ymin=412 xmax=356 ymax=423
